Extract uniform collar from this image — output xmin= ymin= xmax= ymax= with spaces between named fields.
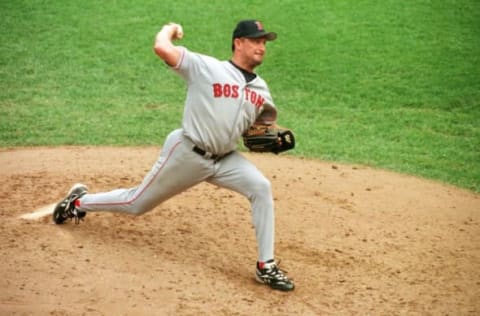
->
xmin=228 ymin=60 xmax=257 ymax=83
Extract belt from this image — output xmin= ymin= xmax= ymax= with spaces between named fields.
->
xmin=192 ymin=146 xmax=232 ymax=162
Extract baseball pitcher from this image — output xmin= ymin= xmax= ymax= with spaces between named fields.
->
xmin=52 ymin=19 xmax=295 ymax=291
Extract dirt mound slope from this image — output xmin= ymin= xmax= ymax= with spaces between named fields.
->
xmin=1 ymin=147 xmax=479 ymax=315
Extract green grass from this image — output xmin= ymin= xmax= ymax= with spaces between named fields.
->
xmin=1 ymin=0 xmax=479 ymax=192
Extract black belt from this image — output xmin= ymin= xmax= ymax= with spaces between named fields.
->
xmin=192 ymin=146 xmax=232 ymax=162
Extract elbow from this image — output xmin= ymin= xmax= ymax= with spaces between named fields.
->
xmin=153 ymin=42 xmax=180 ymax=67
xmin=153 ymin=43 xmax=166 ymax=59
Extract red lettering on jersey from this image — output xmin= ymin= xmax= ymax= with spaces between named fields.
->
xmin=245 ymin=88 xmax=251 ymax=100
xmin=232 ymin=85 xmax=239 ymax=98
xmin=223 ymin=84 xmax=231 ymax=97
xmin=250 ymin=91 xmax=257 ymax=104
xmin=255 ymin=94 xmax=265 ymax=108
xmin=213 ymin=84 xmax=264 ymax=106
xmin=213 ymin=83 xmax=222 ymax=97
xmin=213 ymin=83 xmax=240 ymax=99
xmin=243 ymin=87 xmax=265 ymax=108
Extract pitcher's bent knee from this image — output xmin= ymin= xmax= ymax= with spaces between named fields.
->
xmin=249 ymin=177 xmax=273 ymax=201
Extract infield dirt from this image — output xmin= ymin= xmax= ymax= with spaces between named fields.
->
xmin=1 ymin=147 xmax=479 ymax=315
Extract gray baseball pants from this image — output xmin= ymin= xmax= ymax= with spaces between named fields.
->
xmin=77 ymin=129 xmax=275 ymax=262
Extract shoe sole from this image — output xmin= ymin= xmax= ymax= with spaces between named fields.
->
xmin=255 ymin=274 xmax=295 ymax=291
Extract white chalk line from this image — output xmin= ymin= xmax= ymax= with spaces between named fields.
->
xmin=19 ymin=203 xmax=56 ymax=220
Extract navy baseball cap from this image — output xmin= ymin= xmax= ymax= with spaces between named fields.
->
xmin=232 ymin=20 xmax=277 ymax=41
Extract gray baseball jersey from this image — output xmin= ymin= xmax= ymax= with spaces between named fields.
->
xmin=77 ymin=47 xmax=278 ymax=262
xmin=176 ymin=47 xmax=277 ymax=155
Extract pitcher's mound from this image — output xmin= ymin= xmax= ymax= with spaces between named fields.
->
xmin=0 ymin=146 xmax=479 ymax=315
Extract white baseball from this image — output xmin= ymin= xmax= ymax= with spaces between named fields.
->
xmin=176 ymin=24 xmax=184 ymax=39
xmin=168 ymin=22 xmax=183 ymax=40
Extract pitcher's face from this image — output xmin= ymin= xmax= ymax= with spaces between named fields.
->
xmin=235 ymin=37 xmax=268 ymax=70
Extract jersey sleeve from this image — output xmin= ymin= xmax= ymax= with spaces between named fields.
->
xmin=170 ymin=46 xmax=209 ymax=84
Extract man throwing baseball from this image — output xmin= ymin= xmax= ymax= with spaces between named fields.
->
xmin=53 ymin=20 xmax=295 ymax=291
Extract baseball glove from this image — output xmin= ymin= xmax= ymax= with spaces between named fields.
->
xmin=243 ymin=124 xmax=295 ymax=154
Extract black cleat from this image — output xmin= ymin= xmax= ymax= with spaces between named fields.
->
xmin=256 ymin=259 xmax=295 ymax=291
xmin=53 ymin=183 xmax=88 ymax=224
